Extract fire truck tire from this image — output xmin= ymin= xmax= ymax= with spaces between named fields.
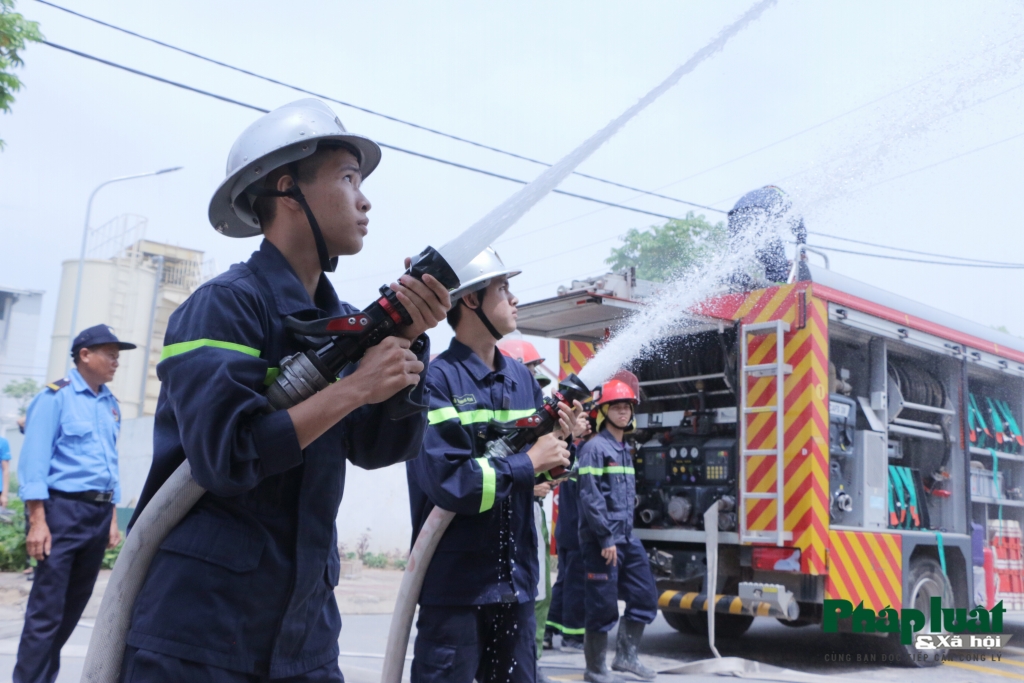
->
xmin=889 ymin=555 xmax=954 ymax=668
xmin=661 ymin=610 xmax=701 ymax=634
xmin=685 ymin=611 xmax=754 ymax=639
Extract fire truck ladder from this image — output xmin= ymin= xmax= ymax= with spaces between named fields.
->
xmin=739 ymin=320 xmax=793 ymax=546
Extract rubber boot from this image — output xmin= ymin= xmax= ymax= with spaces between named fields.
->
xmin=583 ymin=631 xmax=624 ymax=683
xmin=611 ymin=619 xmax=656 ymax=680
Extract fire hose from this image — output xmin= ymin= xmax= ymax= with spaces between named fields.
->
xmin=81 ymin=3 xmax=777 ymax=680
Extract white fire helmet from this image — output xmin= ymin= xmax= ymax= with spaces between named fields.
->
xmin=208 ymin=99 xmax=381 ymax=238
xmin=449 ymin=247 xmax=521 ymax=301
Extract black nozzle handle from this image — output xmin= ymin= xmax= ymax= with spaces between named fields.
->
xmin=557 ymin=373 xmax=592 ymax=405
xmin=406 ymin=246 xmax=461 ymax=291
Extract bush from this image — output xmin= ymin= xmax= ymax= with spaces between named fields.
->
xmin=102 ymin=542 xmax=122 ymax=569
xmin=362 ymin=552 xmax=388 ymax=569
xmin=0 ymin=496 xmax=27 ymax=571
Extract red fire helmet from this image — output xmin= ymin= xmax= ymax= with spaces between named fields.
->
xmin=596 ymin=379 xmax=639 ymax=407
xmin=497 ymin=339 xmax=545 ymax=365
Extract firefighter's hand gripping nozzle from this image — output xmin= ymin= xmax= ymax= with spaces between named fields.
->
xmin=482 ymin=373 xmax=590 ymax=480
xmin=264 ymin=246 xmax=460 ymax=416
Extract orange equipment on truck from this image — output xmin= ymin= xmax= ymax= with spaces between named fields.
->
xmin=517 ymin=263 xmax=1024 ymax=666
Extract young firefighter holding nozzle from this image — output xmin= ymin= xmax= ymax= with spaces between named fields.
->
xmin=119 ymin=99 xmax=450 ymax=682
xmin=406 ymin=248 xmax=585 ymax=683
xmin=578 ymin=376 xmax=659 ymax=683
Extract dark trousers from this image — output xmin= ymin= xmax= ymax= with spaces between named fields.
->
xmin=580 ymin=536 xmax=657 ymax=633
xmin=14 ymin=495 xmax=112 ymax=683
xmin=546 ymin=546 xmax=584 ymax=638
xmin=119 ymin=647 xmax=343 ymax=682
xmin=412 ymin=601 xmax=536 ymax=683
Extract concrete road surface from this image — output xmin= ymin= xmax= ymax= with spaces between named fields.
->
xmin=1 ymin=612 xmax=1021 ymax=682
xmin=0 ymin=565 xmax=1020 ymax=682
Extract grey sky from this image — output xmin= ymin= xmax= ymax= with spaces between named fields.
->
xmin=2 ymin=0 xmax=1022 ymax=378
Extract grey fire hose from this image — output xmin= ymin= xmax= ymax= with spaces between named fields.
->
xmin=380 ymin=506 xmax=455 ymax=683
xmin=82 ymin=460 xmax=204 ymax=682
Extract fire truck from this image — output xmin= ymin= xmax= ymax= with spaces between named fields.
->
xmin=517 ymin=262 xmax=1024 ymax=663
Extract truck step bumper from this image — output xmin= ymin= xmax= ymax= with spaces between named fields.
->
xmin=658 ymin=590 xmax=800 ymax=621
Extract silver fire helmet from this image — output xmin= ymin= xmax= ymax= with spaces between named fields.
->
xmin=450 ymin=247 xmax=521 ymax=301
xmin=208 ymin=99 xmax=382 ymax=238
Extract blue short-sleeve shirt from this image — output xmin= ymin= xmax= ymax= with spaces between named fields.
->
xmin=17 ymin=369 xmax=121 ymax=502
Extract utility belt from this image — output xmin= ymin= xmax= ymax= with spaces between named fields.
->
xmin=49 ymin=488 xmax=114 ymax=504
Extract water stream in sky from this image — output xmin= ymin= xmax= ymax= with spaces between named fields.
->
xmin=437 ymin=0 xmax=778 ymax=273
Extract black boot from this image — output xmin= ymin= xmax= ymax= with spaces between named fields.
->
xmin=543 ymin=628 xmax=554 ymax=650
xmin=611 ymin=620 xmax=656 ymax=680
xmin=583 ymin=631 xmax=624 ymax=683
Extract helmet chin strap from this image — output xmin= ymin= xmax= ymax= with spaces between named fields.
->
xmin=256 ymin=166 xmax=338 ymax=273
xmin=461 ymin=293 xmax=503 ymax=341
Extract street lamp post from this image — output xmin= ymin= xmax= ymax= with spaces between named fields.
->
xmin=65 ymin=167 xmax=183 ymax=373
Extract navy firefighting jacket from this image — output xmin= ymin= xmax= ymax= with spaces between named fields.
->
xmin=577 ymin=429 xmax=636 ymax=548
xmin=406 ymin=338 xmax=543 ymax=606
xmin=126 ymin=240 xmax=429 ymax=678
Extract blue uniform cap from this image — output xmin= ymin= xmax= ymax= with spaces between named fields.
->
xmin=71 ymin=324 xmax=137 ymax=358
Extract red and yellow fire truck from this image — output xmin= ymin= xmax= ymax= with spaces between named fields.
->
xmin=518 ymin=264 xmax=1024 ymax=663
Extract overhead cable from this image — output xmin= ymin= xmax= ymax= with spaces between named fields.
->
xmin=807 ymin=230 xmax=1024 ymax=267
xmin=34 ymin=0 xmax=722 ymax=214
xmin=40 ymin=40 xmax=687 ymax=223
xmin=653 ymin=33 xmax=1024 ymax=194
xmin=806 ymin=244 xmax=1024 ymax=268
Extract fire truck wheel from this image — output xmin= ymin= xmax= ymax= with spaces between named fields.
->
xmin=661 ymin=610 xmax=701 ymax=634
xmin=890 ymin=555 xmax=954 ymax=668
xmin=685 ymin=611 xmax=754 ymax=639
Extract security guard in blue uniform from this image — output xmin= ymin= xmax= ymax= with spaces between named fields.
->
xmin=15 ymin=324 xmax=134 ymax=683
xmin=120 ymin=99 xmax=450 ymax=682
xmin=545 ymin=414 xmax=594 ymax=651
xmin=406 ymin=247 xmax=579 ymax=683
xmin=578 ymin=378 xmax=658 ymax=683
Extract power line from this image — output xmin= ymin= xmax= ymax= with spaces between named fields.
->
xmin=34 ymin=0 xmax=723 ymax=214
xmin=651 ymin=32 xmax=1024 ymax=197
xmin=806 ymin=244 xmax=1024 ymax=268
xmin=39 ymin=40 xmax=688 ymax=223
xmin=807 ymin=231 xmax=1024 ymax=267
xmin=706 ymin=121 xmax=1024 ymax=210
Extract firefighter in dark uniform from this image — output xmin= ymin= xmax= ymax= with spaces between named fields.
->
xmin=578 ymin=379 xmax=658 ymax=683
xmin=545 ymin=413 xmax=594 ymax=651
xmin=406 ymin=247 xmax=581 ymax=683
xmin=15 ymin=325 xmax=134 ymax=683
xmin=119 ymin=99 xmax=450 ymax=682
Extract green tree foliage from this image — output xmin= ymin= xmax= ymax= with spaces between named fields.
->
xmin=0 ymin=0 xmax=42 ymax=148
xmin=605 ymin=212 xmax=727 ymax=283
xmin=3 ymin=377 xmax=40 ymax=415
